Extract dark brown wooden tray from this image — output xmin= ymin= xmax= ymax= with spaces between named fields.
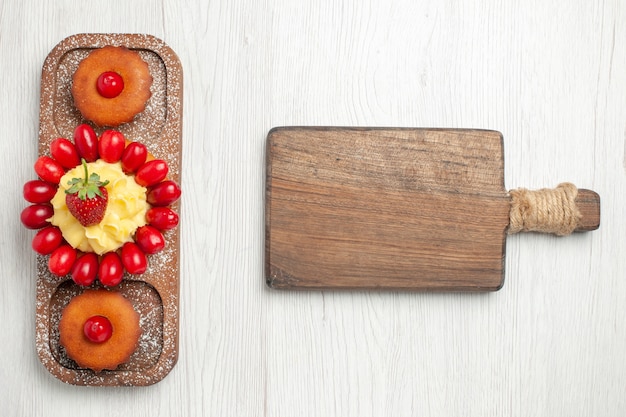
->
xmin=35 ymin=33 xmax=182 ymax=386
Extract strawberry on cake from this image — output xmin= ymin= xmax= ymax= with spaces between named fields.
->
xmin=21 ymin=123 xmax=181 ymax=288
xmin=50 ymin=159 xmax=149 ymax=255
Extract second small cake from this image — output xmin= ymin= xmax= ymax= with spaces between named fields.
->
xmin=59 ymin=289 xmax=141 ymax=372
xmin=72 ymin=45 xmax=153 ymax=126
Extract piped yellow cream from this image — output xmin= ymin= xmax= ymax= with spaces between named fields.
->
xmin=49 ymin=160 xmax=148 ymax=254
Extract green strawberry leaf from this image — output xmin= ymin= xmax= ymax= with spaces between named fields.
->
xmin=65 ymin=159 xmax=109 ymax=200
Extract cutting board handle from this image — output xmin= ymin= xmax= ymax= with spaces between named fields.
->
xmin=508 ymin=183 xmax=600 ymax=235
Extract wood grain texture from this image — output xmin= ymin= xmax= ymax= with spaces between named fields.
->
xmin=266 ymin=127 xmax=510 ymax=290
xmin=1 ymin=0 xmax=625 ymax=416
xmin=266 ymin=128 xmax=599 ymax=291
xmin=573 ymin=189 xmax=601 ymax=231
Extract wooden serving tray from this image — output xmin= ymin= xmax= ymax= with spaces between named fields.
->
xmin=35 ymin=34 xmax=182 ymax=386
xmin=265 ymin=127 xmax=599 ymax=291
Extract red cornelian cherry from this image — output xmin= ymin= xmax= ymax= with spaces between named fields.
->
xmin=121 ymin=142 xmax=148 ymax=174
xmin=23 ymin=180 xmax=58 ymax=203
xmin=98 ymin=252 xmax=124 ymax=287
xmin=135 ymin=225 xmax=165 ymax=254
xmin=146 ymin=207 xmax=179 ymax=230
xmin=32 ymin=226 xmax=63 ymax=255
xmin=135 ymin=159 xmax=169 ymax=187
xmin=147 ymin=180 xmax=181 ymax=206
xmin=71 ymin=253 xmax=99 ymax=286
xmin=96 ymin=71 xmax=124 ymax=98
xmin=98 ymin=130 xmax=126 ymax=163
xmin=121 ymin=242 xmax=148 ymax=274
xmin=20 ymin=204 xmax=54 ymax=229
xmin=74 ymin=124 xmax=99 ymax=162
xmin=84 ymin=315 xmax=113 ymax=343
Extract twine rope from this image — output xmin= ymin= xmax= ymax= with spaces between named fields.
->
xmin=508 ymin=183 xmax=581 ymax=236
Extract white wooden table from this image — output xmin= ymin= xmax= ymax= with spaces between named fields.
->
xmin=2 ymin=0 xmax=625 ymax=415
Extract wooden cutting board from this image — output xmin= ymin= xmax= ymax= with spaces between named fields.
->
xmin=265 ymin=127 xmax=600 ymax=291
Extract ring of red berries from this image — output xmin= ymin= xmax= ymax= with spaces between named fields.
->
xmin=21 ymin=124 xmax=181 ymax=287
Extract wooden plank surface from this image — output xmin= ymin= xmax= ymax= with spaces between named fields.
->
xmin=2 ymin=1 xmax=625 ymax=416
xmin=266 ymin=127 xmax=510 ymax=290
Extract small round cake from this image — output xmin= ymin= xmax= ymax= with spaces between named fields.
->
xmin=72 ymin=45 xmax=153 ymax=126
xmin=59 ymin=289 xmax=141 ymax=372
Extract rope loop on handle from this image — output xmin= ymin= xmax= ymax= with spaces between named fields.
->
xmin=508 ymin=183 xmax=581 ymax=236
